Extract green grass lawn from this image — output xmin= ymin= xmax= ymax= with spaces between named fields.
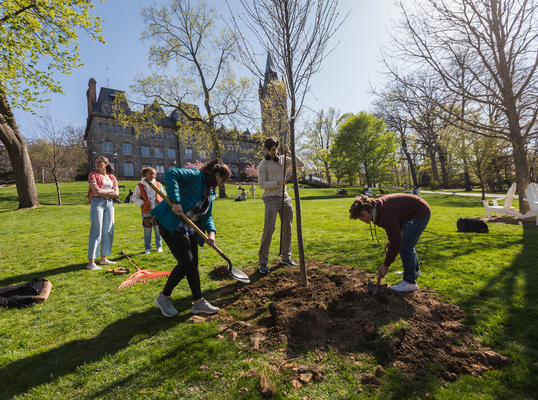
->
xmin=1 ymin=181 xmax=537 ymax=399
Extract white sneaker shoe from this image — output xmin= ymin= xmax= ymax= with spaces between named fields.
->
xmin=390 ymin=280 xmax=419 ymax=292
xmin=157 ymin=247 xmax=163 ymax=253
xmin=145 ymin=249 xmax=151 ymax=255
xmin=87 ymin=263 xmax=102 ymax=271
xmin=99 ymin=259 xmax=116 ymax=265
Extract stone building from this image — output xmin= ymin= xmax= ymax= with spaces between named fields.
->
xmin=84 ymin=53 xmax=287 ymax=180
xmin=84 ymin=80 xmax=259 ymax=180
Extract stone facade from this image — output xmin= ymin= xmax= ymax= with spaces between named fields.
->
xmin=84 ymin=79 xmax=258 ymax=180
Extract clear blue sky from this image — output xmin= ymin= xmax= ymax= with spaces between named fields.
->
xmin=13 ymin=0 xmax=398 ymax=133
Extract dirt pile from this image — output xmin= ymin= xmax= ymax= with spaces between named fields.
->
xmin=214 ymin=260 xmax=510 ymax=379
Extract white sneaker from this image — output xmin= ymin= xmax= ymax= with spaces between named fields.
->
xmin=390 ymin=280 xmax=419 ymax=292
xmin=99 ymin=259 xmax=116 ymax=265
xmin=87 ymin=263 xmax=101 ymax=271
xmin=157 ymin=247 xmax=163 ymax=253
xmin=191 ymin=298 xmax=219 ymax=315
xmin=145 ymin=249 xmax=151 ymax=255
xmin=394 ymin=270 xmax=421 ymax=277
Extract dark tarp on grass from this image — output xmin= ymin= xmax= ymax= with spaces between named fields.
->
xmin=0 ymin=278 xmax=52 ymax=308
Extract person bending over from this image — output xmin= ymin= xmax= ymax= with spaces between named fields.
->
xmin=151 ymin=159 xmax=231 ymax=317
xmin=349 ymin=193 xmax=431 ymax=292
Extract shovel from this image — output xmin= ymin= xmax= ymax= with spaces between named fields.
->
xmin=147 ymin=181 xmax=250 ymax=284
xmin=365 ymin=272 xmax=386 ymax=294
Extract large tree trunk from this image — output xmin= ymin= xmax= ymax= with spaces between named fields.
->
xmin=426 ymin=145 xmax=440 ymax=183
xmin=436 ymin=145 xmax=449 ymax=189
xmin=511 ymin=137 xmax=530 ymax=213
xmin=0 ymin=93 xmax=40 ymax=209
xmin=324 ymin=160 xmax=331 ymax=185
xmin=400 ymin=135 xmax=418 ymax=187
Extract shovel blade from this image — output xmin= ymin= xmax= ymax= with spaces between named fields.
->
xmin=229 ymin=265 xmax=250 ymax=284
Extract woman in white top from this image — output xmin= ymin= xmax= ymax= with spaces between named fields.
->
xmin=86 ymin=156 xmax=119 ymax=270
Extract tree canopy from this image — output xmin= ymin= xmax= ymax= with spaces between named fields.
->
xmin=331 ymin=112 xmax=398 ymax=187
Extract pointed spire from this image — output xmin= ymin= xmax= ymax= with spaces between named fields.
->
xmin=263 ymin=52 xmax=278 ymax=87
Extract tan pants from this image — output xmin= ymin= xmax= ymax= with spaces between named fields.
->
xmin=259 ymin=196 xmax=293 ymax=264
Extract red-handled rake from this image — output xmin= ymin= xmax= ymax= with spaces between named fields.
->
xmin=117 ymin=250 xmax=171 ymax=290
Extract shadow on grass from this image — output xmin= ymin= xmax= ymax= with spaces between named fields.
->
xmin=0 ymin=263 xmax=86 ymax=287
xmin=0 ymin=308 xmax=195 ymax=400
xmin=454 ymin=224 xmax=538 ymax=395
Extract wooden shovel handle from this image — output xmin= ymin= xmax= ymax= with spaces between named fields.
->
xmin=146 ymin=181 xmax=229 ymax=261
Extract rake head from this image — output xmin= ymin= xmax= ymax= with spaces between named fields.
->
xmin=118 ymin=269 xmax=170 ymax=290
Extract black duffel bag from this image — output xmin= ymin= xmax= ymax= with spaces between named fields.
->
xmin=457 ymin=218 xmax=489 ymax=233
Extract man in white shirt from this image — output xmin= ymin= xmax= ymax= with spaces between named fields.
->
xmin=258 ymin=136 xmax=304 ymax=273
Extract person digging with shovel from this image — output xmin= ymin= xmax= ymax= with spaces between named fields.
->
xmin=349 ymin=194 xmax=431 ymax=292
xmin=150 ymin=158 xmax=231 ymax=317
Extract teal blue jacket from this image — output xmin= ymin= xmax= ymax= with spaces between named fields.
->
xmin=150 ymin=168 xmax=216 ymax=247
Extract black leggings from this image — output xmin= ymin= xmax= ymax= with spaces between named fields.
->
xmin=160 ymin=226 xmax=202 ymax=300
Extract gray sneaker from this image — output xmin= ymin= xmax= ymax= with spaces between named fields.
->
xmin=155 ymin=292 xmax=178 ymax=317
xmin=191 ymin=298 xmax=219 ymax=315
xmin=259 ymin=263 xmax=269 ymax=274
xmin=280 ymin=258 xmax=297 ymax=267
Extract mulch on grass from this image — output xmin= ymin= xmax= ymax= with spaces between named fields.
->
xmin=212 ymin=260 xmax=510 ymax=382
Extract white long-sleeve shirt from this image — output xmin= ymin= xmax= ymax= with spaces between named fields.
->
xmin=258 ymin=154 xmax=304 ymax=199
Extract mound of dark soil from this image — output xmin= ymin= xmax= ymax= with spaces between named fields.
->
xmin=213 ymin=260 xmax=510 ymax=380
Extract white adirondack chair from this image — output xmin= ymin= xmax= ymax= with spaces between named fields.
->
xmin=366 ymin=187 xmax=373 ymax=197
xmin=482 ymin=182 xmax=522 ymax=219
xmin=519 ymin=182 xmax=538 ymax=225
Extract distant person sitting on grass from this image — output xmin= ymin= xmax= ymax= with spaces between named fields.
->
xmin=235 ymin=192 xmax=243 ymax=202
xmin=151 ymin=158 xmax=231 ymax=317
xmin=241 ymin=188 xmax=247 ymax=201
xmin=87 ymin=156 xmax=119 ymax=270
xmin=349 ymin=193 xmax=431 ymax=292
xmin=124 ymin=189 xmax=134 ymax=203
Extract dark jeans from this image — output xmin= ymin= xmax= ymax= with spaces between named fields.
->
xmin=160 ymin=226 xmax=202 ymax=300
xmin=400 ymin=213 xmax=431 ymax=284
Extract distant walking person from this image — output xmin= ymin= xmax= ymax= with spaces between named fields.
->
xmin=349 ymin=194 xmax=431 ymax=292
xmin=258 ymin=136 xmax=304 ymax=274
xmin=87 ymin=156 xmax=119 ymax=270
xmin=132 ymin=167 xmax=165 ymax=254
xmin=152 ymin=159 xmax=231 ymax=317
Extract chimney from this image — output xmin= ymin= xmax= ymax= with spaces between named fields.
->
xmin=87 ymin=78 xmax=97 ymax=117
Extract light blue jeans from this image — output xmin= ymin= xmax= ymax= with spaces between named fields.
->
xmin=88 ymin=198 xmax=115 ymax=260
xmin=142 ymin=212 xmax=162 ymax=251
xmin=400 ymin=213 xmax=431 ymax=284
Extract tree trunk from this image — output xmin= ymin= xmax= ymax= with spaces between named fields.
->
xmin=53 ymin=174 xmax=62 ymax=206
xmin=464 ymin=169 xmax=472 ymax=191
xmin=511 ymin=137 xmax=530 ymax=213
xmin=400 ymin=135 xmax=418 ymax=187
xmin=290 ymin=118 xmax=308 ymax=287
xmin=427 ymin=145 xmax=440 ymax=183
xmin=324 ymin=161 xmax=331 ymax=185
xmin=0 ymin=93 xmax=40 ymax=209
xmin=436 ymin=145 xmax=449 ymax=188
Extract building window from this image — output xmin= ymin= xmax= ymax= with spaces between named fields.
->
xmin=124 ymin=162 xmax=134 ymax=176
xmin=123 ymin=143 xmax=133 ymax=155
xmin=141 ymin=146 xmax=150 ymax=158
xmin=131 ymin=127 xmax=135 ymax=136
xmin=227 ymin=144 xmax=231 ymax=150
xmin=166 ymin=133 xmax=170 ymax=140
xmin=104 ymin=107 xmax=110 ymax=116
xmin=168 ymin=165 xmax=175 ymax=170
xmin=102 ymin=142 xmax=113 ymax=154
xmin=156 ymin=165 xmax=165 ymax=180
xmin=154 ymin=147 xmax=163 ymax=158
xmin=141 ymin=164 xmax=151 ymax=169
xmin=167 ymin=148 xmax=176 ymax=159
xmin=105 ymin=124 xmax=109 ymax=133
xmin=99 ymin=124 xmax=102 ymax=132
xmin=185 ymin=148 xmax=193 ymax=159
xmin=112 ymin=125 xmax=116 ymax=134
xmin=199 ymin=150 xmax=207 ymax=160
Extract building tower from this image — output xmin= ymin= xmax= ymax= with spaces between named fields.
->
xmin=259 ymin=53 xmax=288 ymax=140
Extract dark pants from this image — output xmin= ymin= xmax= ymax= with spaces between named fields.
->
xmin=400 ymin=213 xmax=431 ymax=284
xmin=160 ymin=226 xmax=202 ymax=300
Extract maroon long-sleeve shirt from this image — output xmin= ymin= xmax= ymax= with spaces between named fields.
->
xmin=373 ymin=194 xmax=431 ymax=267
